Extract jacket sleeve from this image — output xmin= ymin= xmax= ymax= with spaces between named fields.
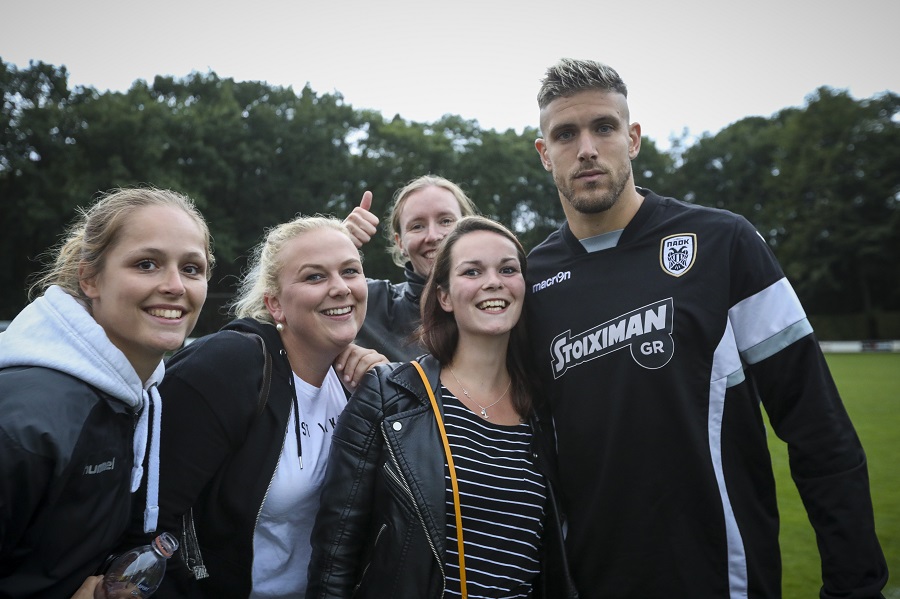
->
xmin=751 ymin=338 xmax=887 ymax=599
xmin=156 ymin=332 xmax=265 ymax=526
xmin=0 ymin=415 xmax=54 ymax=558
xmin=306 ymin=365 xmax=393 ymax=598
xmin=728 ymin=220 xmax=888 ymax=598
xmin=0 ymin=371 xmax=90 ymax=566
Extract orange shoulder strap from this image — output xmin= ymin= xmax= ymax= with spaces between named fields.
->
xmin=411 ymin=360 xmax=467 ymax=598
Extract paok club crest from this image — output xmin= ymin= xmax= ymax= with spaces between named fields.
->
xmin=660 ymin=234 xmax=696 ymax=277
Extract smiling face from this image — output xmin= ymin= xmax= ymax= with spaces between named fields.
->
xmin=536 ymin=89 xmax=642 ymax=228
xmin=437 ymin=230 xmax=525 ymax=340
xmin=395 ymin=185 xmax=464 ymax=277
xmin=265 ymin=227 xmax=367 ymax=361
xmin=80 ymin=205 xmax=209 ymax=381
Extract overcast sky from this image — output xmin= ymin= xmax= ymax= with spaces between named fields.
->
xmin=2 ymin=0 xmax=897 ymax=150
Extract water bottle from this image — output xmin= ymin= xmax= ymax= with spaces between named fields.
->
xmin=95 ymin=532 xmax=179 ymax=599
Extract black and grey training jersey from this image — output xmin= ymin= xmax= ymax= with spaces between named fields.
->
xmin=525 ymin=189 xmax=886 ymax=598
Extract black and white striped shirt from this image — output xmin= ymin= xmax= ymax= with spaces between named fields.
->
xmin=440 ymin=385 xmax=546 ymax=599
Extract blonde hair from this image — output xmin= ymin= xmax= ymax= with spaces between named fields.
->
xmin=28 ymin=186 xmax=214 ymax=306
xmin=385 ymin=175 xmax=478 ymax=268
xmin=231 ymin=215 xmax=356 ymax=322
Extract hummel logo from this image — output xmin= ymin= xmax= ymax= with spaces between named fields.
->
xmin=84 ymin=457 xmax=115 ymax=475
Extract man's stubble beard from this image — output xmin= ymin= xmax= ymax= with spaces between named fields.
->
xmin=556 ymin=167 xmax=630 ymax=215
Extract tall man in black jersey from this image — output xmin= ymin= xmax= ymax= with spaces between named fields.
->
xmin=526 ymin=58 xmax=888 ymax=599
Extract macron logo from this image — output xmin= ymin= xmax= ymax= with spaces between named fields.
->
xmin=84 ymin=457 xmax=116 ymax=475
xmin=532 ymin=270 xmax=571 ymax=293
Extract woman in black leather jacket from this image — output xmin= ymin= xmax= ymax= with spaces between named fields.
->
xmin=307 ymin=216 xmax=578 ymax=598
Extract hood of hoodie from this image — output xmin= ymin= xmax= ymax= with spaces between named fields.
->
xmin=0 ymin=286 xmax=166 ymax=531
xmin=0 ymin=285 xmax=164 ymax=404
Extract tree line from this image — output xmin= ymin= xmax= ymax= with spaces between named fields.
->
xmin=2 ymin=59 xmax=898 ymax=338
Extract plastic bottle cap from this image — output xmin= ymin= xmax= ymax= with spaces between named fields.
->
xmin=153 ymin=532 xmax=179 ymax=558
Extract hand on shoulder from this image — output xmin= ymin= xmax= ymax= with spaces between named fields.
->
xmin=334 ymin=344 xmax=389 ymax=390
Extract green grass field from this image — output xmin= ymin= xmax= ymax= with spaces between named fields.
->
xmin=766 ymin=353 xmax=899 ymax=598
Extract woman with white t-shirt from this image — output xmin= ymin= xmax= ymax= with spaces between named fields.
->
xmin=140 ymin=216 xmax=386 ymax=598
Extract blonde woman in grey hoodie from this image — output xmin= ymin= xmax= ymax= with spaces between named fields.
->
xmin=0 ymin=187 xmax=213 ymax=599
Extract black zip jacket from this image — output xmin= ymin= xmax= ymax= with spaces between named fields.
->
xmin=306 ymin=355 xmax=579 ymax=599
xmin=0 ymin=368 xmax=136 ymax=599
xmin=133 ymin=318 xmax=296 ymax=598
xmin=355 ymin=265 xmax=426 ymax=362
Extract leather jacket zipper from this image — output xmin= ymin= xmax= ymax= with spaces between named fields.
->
xmin=352 ymin=523 xmax=387 ymax=594
xmin=382 ymin=427 xmax=446 ymax=597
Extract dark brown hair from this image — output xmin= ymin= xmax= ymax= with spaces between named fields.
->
xmin=419 ymin=216 xmax=537 ymax=417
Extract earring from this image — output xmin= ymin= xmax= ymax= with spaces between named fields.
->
xmin=276 ymin=322 xmax=284 ymax=332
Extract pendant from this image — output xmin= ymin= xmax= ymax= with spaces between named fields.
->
xmin=481 ymin=408 xmax=488 ymax=418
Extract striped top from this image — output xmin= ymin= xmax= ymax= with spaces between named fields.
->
xmin=440 ymin=386 xmax=547 ymax=599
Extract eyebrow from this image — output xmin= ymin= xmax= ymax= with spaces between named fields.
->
xmin=297 ymin=257 xmax=362 ymax=271
xmin=125 ymin=247 xmax=206 ymax=261
xmin=455 ymin=256 xmax=519 ymax=269
xmin=406 ymin=211 xmax=458 ymax=223
xmin=548 ymin=113 xmax=621 ymax=137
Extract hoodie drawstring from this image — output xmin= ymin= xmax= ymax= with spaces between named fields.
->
xmin=132 ymin=384 xmax=162 ymax=532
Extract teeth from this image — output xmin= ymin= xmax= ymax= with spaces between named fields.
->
xmin=149 ymin=308 xmax=183 ymax=319
xmin=478 ymin=300 xmax=508 ymax=311
xmin=324 ymin=307 xmax=352 ymax=316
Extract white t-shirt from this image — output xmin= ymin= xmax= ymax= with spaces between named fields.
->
xmin=249 ymin=367 xmax=348 ymax=598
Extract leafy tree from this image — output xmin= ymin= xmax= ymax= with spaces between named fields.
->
xmin=457 ymin=125 xmax=561 ymax=252
xmin=143 ymin=74 xmax=364 ymax=331
xmin=0 ymin=60 xmax=86 ymax=315
xmin=667 ymin=88 xmax=900 ymax=333
xmin=633 ymin=136 xmax=677 ymax=196
xmin=773 ymin=88 xmax=900 ymax=331
xmin=3 ymin=57 xmax=897 ymax=337
xmin=670 ymin=116 xmax=783 ymax=231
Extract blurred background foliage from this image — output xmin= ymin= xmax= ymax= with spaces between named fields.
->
xmin=2 ymin=59 xmax=898 ymax=338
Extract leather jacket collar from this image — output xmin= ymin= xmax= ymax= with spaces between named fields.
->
xmin=386 ymin=354 xmax=442 ymax=408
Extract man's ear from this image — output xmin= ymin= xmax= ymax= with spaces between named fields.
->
xmin=535 ymin=138 xmax=553 ymax=172
xmin=628 ymin=122 xmax=642 ymax=160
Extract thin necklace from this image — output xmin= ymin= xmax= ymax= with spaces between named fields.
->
xmin=447 ymin=366 xmax=512 ymax=420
